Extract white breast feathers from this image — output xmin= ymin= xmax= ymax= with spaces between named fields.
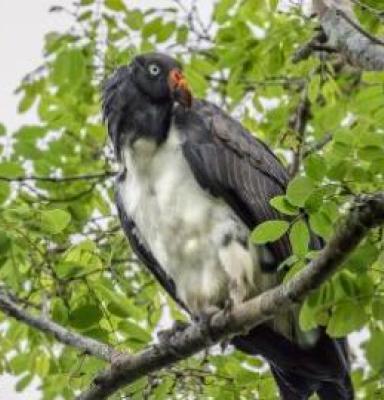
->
xmin=118 ymin=124 xmax=261 ymax=316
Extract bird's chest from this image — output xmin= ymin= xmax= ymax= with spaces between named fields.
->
xmin=118 ymin=127 xmax=254 ymax=314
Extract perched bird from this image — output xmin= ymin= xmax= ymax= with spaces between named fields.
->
xmin=102 ymin=52 xmax=353 ymax=399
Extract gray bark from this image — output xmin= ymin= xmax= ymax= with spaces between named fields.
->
xmin=0 ymin=289 xmax=116 ymax=362
xmin=321 ymin=7 xmax=384 ymax=70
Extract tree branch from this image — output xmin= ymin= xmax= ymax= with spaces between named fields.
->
xmin=0 ymin=171 xmax=116 ymax=183
xmin=289 ymin=89 xmax=312 ymax=177
xmin=0 ymin=288 xmax=116 ymax=362
xmin=77 ymin=192 xmax=384 ymax=400
xmin=301 ymin=1 xmax=384 ymax=70
xmin=303 ymin=132 xmax=333 ymax=158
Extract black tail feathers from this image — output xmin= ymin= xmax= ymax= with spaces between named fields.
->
xmin=232 ymin=325 xmax=354 ymax=400
xmin=270 ymin=363 xmax=354 ymax=400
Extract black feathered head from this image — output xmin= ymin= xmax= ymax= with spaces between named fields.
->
xmin=102 ymin=53 xmax=192 ymax=159
xmin=132 ymin=53 xmax=192 ymax=106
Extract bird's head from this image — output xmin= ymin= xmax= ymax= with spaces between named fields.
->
xmin=131 ymin=53 xmax=192 ymax=108
xmin=102 ymin=52 xmax=192 ymax=157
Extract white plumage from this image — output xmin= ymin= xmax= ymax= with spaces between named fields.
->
xmin=118 ymin=123 xmax=258 ymax=316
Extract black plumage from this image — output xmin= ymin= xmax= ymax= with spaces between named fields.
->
xmin=102 ymin=52 xmax=353 ymax=400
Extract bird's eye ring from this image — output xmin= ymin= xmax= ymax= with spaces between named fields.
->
xmin=148 ymin=64 xmax=161 ymax=76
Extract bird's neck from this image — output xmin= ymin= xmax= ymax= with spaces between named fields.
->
xmin=129 ymin=99 xmax=172 ymax=144
xmin=111 ymin=85 xmax=173 ymax=161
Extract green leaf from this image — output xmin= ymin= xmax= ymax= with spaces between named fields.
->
xmin=326 ymin=301 xmax=368 ymax=337
xmin=40 ymin=209 xmax=71 ymax=234
xmin=309 ymin=211 xmax=333 ymax=239
xmin=214 ymin=0 xmax=234 ymax=23
xmin=0 ymin=162 xmax=23 ymax=178
xmin=0 ymin=232 xmax=11 ymax=253
xmin=365 ymin=328 xmax=384 ymax=371
xmin=87 ymin=124 xmax=106 ymax=143
xmin=283 ymin=259 xmax=305 ymax=282
xmin=157 ymin=21 xmax=176 ymax=42
xmin=119 ymin=320 xmax=152 ymax=343
xmin=289 ymin=219 xmax=310 ymax=257
xmin=107 ymin=302 xmax=130 ymax=318
xmin=105 ymin=0 xmax=126 ymax=11
xmin=304 ymin=189 xmax=325 ymax=213
xmin=337 ymin=271 xmax=357 ymax=297
xmin=286 ymin=176 xmax=315 ymax=207
xmin=70 ymin=304 xmax=103 ymax=329
xmin=372 ymin=299 xmax=384 ymax=321
xmin=9 ymin=354 xmax=29 ymax=375
xmin=304 ymin=154 xmax=326 ymax=181
xmin=18 ymin=90 xmax=37 ymax=113
xmin=125 ymin=10 xmax=143 ymax=30
xmin=0 ymin=123 xmax=6 ymax=135
xmin=52 ymin=48 xmax=85 ymax=87
xmin=358 ymin=145 xmax=384 ymax=161
xmin=176 ymin=26 xmax=188 ymax=44
xmin=270 ymin=195 xmax=299 ymax=216
xmin=0 ymin=181 xmax=10 ymax=203
xmin=142 ymin=17 xmax=162 ymax=39
xmin=184 ymin=66 xmax=208 ymax=97
xmin=51 ymin=298 xmax=69 ymax=324
xmin=251 ymin=220 xmax=289 ymax=244
xmin=299 ymin=299 xmax=318 ymax=331
xmin=152 ymin=377 xmax=173 ymax=399
xmin=15 ymin=374 xmax=33 ymax=392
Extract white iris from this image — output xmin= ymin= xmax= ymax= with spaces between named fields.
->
xmin=148 ymin=64 xmax=161 ymax=76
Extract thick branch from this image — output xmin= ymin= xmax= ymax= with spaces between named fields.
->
xmin=301 ymin=1 xmax=384 ymax=70
xmin=0 ymin=289 xmax=116 ymax=362
xmin=78 ymin=192 xmax=384 ymax=400
xmin=321 ymin=8 xmax=384 ymax=70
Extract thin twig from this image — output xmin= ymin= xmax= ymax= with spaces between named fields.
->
xmin=0 ymin=171 xmax=116 ymax=183
xmin=0 ymin=287 xmax=116 ymax=361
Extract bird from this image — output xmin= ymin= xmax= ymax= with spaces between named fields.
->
xmin=102 ymin=52 xmax=354 ymax=400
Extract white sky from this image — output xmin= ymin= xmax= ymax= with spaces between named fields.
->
xmin=0 ymin=2 xmax=70 ymax=397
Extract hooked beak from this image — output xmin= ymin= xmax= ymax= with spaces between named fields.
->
xmin=168 ymin=68 xmax=192 ymax=108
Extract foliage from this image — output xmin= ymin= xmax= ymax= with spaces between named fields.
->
xmin=0 ymin=0 xmax=384 ymax=398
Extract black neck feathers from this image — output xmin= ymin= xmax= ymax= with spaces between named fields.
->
xmin=102 ymin=66 xmax=172 ymax=161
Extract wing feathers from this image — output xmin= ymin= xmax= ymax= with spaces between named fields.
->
xmin=177 ymin=100 xmax=293 ymax=264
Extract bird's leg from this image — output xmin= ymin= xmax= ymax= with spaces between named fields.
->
xmin=223 ymin=296 xmax=235 ymax=318
xmin=220 ymin=298 xmax=235 ymax=352
xmin=195 ymin=305 xmax=221 ymax=346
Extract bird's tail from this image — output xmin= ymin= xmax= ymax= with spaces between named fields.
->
xmin=232 ymin=325 xmax=354 ymax=400
xmin=270 ymin=362 xmax=354 ymax=400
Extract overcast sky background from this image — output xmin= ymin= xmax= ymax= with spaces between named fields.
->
xmin=0 ymin=2 xmax=70 ymax=397
xmin=0 ymin=2 xmax=71 ymax=397
xmin=0 ymin=0 xmax=365 ymax=398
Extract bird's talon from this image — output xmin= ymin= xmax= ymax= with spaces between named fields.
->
xmin=197 ymin=311 xmax=217 ymax=345
xmin=223 ymin=298 xmax=234 ymax=318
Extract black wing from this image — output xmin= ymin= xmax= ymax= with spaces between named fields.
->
xmin=175 ymin=101 xmax=352 ymax=399
xmin=175 ymin=100 xmax=307 ymax=265
xmin=115 ymin=187 xmax=188 ymax=311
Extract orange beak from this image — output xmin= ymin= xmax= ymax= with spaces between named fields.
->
xmin=168 ymin=69 xmax=192 ymax=108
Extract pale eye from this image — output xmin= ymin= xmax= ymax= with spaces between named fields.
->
xmin=148 ymin=64 xmax=161 ymax=76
